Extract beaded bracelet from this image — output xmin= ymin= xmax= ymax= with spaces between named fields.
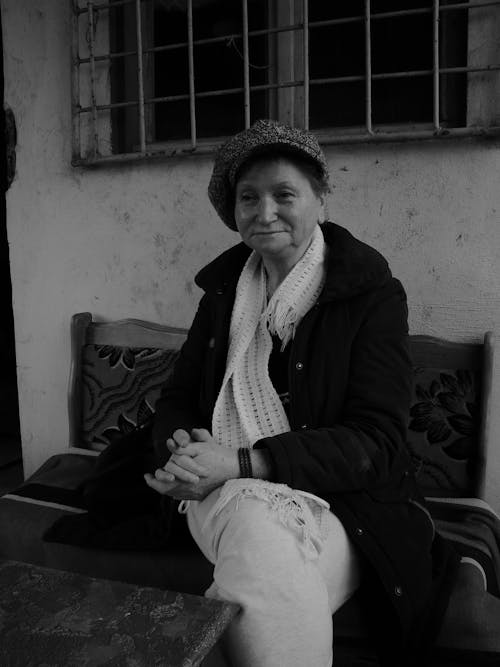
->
xmin=238 ymin=447 xmax=253 ymax=478
xmin=238 ymin=448 xmax=248 ymax=478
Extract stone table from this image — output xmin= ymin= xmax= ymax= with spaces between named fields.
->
xmin=0 ymin=559 xmax=238 ymax=666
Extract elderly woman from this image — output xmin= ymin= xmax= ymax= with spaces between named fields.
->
xmin=145 ymin=120 xmax=453 ymax=667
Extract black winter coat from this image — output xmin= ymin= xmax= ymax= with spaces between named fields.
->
xmin=153 ymin=221 xmax=458 ymax=665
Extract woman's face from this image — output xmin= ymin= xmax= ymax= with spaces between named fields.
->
xmin=234 ymin=158 xmax=325 ymax=271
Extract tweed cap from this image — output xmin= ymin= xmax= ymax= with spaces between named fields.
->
xmin=208 ymin=119 xmax=329 ymax=230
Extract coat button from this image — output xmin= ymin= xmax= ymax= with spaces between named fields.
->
xmin=300 ymin=424 xmax=308 ymax=429
xmin=356 ymin=527 xmax=364 ymax=536
xmin=394 ymin=585 xmax=403 ymax=597
xmin=295 ymin=361 xmax=304 ymax=370
xmin=216 ymin=288 xmax=224 ymax=295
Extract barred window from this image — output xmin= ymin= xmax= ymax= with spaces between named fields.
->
xmin=72 ymin=0 xmax=500 ymax=165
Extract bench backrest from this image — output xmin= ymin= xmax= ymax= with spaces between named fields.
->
xmin=68 ymin=313 xmax=494 ymax=499
xmin=407 ymin=333 xmax=493 ymax=498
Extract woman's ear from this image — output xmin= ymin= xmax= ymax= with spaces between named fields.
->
xmin=317 ymin=195 xmax=326 ymax=223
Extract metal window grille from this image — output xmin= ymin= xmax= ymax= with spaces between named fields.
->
xmin=72 ymin=0 xmax=500 ymax=166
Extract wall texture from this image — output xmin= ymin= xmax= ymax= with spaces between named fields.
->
xmin=2 ymin=0 xmax=500 ymax=511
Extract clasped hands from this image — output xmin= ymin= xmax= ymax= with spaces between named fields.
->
xmin=144 ymin=428 xmax=239 ymax=501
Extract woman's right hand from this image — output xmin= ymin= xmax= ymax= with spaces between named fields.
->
xmin=165 ymin=428 xmax=239 ymax=483
xmin=162 ymin=429 xmax=207 ymax=483
xmin=144 ymin=428 xmax=240 ymax=501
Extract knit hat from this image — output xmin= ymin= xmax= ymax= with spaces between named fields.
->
xmin=208 ymin=119 xmax=330 ymax=230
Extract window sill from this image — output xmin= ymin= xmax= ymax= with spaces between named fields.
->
xmin=72 ymin=124 xmax=500 ymax=167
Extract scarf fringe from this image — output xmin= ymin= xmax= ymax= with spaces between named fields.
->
xmin=263 ymin=302 xmax=298 ymax=350
xmin=202 ymin=479 xmax=330 ymax=560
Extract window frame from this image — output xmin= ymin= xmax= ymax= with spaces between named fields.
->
xmin=71 ymin=0 xmax=500 ymax=166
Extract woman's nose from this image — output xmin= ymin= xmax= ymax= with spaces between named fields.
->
xmin=256 ymin=196 xmax=277 ymax=223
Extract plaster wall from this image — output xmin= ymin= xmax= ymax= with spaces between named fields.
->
xmin=3 ymin=1 xmax=500 ymax=511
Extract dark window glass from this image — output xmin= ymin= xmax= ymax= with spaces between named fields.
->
xmin=308 ymin=0 xmax=467 ymax=131
xmin=154 ymin=0 xmax=269 ymax=141
xmin=109 ymin=0 xmax=467 ymax=150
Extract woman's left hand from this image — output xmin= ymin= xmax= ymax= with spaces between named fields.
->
xmin=144 ymin=428 xmax=239 ymax=501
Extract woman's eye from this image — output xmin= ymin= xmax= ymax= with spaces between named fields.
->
xmin=276 ymin=191 xmax=294 ymax=200
xmin=239 ymin=193 xmax=255 ymax=203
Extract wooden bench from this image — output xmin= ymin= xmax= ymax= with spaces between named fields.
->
xmin=1 ymin=313 xmax=499 ymax=665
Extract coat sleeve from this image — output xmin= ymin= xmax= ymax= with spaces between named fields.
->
xmin=152 ymin=293 xmax=214 ymax=465
xmin=255 ymin=279 xmax=413 ymax=496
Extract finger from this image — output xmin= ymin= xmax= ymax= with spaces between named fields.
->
xmin=166 ymin=437 xmax=180 ymax=453
xmin=165 ymin=443 xmax=203 ymax=460
xmin=190 ymin=428 xmax=212 ymax=442
xmin=168 ymin=453 xmax=207 ymax=476
xmin=172 ymin=429 xmax=192 ymax=448
xmin=162 ymin=461 xmax=200 ymax=484
xmin=144 ymin=473 xmax=176 ymax=495
xmin=153 ymin=467 xmax=176 ymax=482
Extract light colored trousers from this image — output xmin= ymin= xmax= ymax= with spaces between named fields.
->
xmin=187 ymin=482 xmax=361 ymax=667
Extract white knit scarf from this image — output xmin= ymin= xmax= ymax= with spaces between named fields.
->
xmin=212 ymin=224 xmax=326 ymax=450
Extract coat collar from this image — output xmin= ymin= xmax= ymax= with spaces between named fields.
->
xmin=195 ymin=222 xmax=392 ymax=301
